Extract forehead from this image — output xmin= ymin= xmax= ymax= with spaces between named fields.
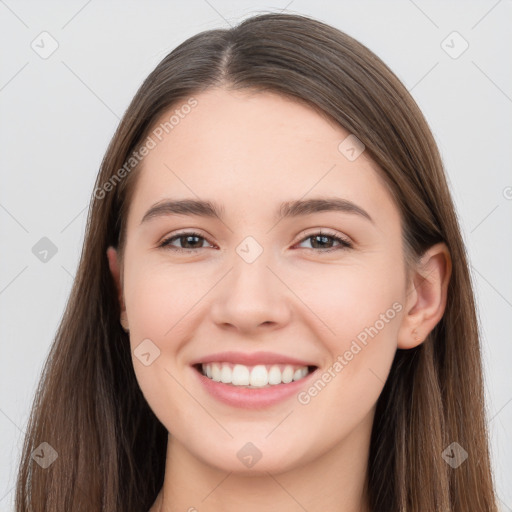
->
xmin=127 ymin=88 xmax=399 ymax=229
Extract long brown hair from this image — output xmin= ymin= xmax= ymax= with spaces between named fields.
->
xmin=15 ymin=12 xmax=498 ymax=511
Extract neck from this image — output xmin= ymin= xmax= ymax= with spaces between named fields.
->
xmin=150 ymin=411 xmax=373 ymax=512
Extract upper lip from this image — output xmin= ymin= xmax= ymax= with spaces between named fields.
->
xmin=190 ymin=351 xmax=317 ymax=367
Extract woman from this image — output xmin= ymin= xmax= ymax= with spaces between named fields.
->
xmin=15 ymin=12 xmax=498 ymax=512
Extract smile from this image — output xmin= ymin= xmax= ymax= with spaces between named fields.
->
xmin=197 ymin=362 xmax=316 ymax=388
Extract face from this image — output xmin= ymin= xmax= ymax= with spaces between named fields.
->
xmin=109 ymin=88 xmax=408 ymax=474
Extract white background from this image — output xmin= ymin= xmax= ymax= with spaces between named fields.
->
xmin=0 ymin=1 xmax=511 ymax=510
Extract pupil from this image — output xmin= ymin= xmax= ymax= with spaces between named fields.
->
xmin=183 ymin=235 xmax=200 ymax=248
xmin=313 ymin=235 xmax=331 ymax=249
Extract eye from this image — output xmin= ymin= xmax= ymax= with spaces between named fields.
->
xmin=158 ymin=229 xmax=353 ymax=254
xmin=295 ymin=230 xmax=352 ymax=252
xmin=158 ymin=231 xmax=213 ymax=253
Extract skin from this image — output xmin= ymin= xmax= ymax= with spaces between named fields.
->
xmin=107 ymin=88 xmax=451 ymax=512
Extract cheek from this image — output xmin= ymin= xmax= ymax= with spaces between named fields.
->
xmin=296 ymin=305 xmax=400 ymax=444
xmin=123 ymin=259 xmax=205 ymax=340
xmin=298 ymin=260 xmax=402 ymax=409
xmin=122 ymin=260 xmax=193 ymax=389
xmin=122 ymin=260 xmax=205 ymax=429
xmin=297 ymin=254 xmax=403 ymax=344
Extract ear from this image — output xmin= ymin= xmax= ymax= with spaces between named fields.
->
xmin=107 ymin=246 xmax=128 ymax=330
xmin=397 ymin=242 xmax=452 ymax=349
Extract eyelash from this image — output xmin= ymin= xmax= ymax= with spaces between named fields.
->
xmin=158 ymin=230 xmax=352 ymax=254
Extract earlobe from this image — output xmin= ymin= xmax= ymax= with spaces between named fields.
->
xmin=397 ymin=242 xmax=452 ymax=349
xmin=106 ymin=246 xmax=122 ymax=300
xmin=107 ymin=246 xmax=129 ymax=331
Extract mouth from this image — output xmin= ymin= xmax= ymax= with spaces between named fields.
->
xmin=193 ymin=362 xmax=318 ymax=388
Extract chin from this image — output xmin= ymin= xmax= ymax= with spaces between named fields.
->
xmin=189 ymin=436 xmax=310 ymax=476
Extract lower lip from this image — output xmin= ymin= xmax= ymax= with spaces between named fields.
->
xmin=193 ymin=367 xmax=318 ymax=409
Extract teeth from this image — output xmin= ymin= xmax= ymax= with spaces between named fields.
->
xmin=232 ymin=364 xmax=250 ymax=385
xmin=292 ymin=368 xmax=303 ymax=381
xmin=220 ymin=365 xmax=232 ymax=384
xmin=282 ymin=366 xmax=294 ymax=384
xmin=249 ymin=365 xmax=268 ymax=387
xmin=200 ymin=363 xmax=311 ymax=387
xmin=211 ymin=364 xmax=221 ymax=382
xmin=268 ymin=365 xmax=281 ymax=385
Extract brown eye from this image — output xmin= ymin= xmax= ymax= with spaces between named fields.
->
xmin=158 ymin=230 xmax=352 ymax=254
xmin=159 ymin=232 xmax=212 ymax=253
xmin=296 ymin=231 xmax=352 ymax=252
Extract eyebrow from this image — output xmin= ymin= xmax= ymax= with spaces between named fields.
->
xmin=140 ymin=197 xmax=374 ymax=225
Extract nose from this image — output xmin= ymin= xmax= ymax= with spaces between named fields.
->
xmin=209 ymin=250 xmax=292 ymax=335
